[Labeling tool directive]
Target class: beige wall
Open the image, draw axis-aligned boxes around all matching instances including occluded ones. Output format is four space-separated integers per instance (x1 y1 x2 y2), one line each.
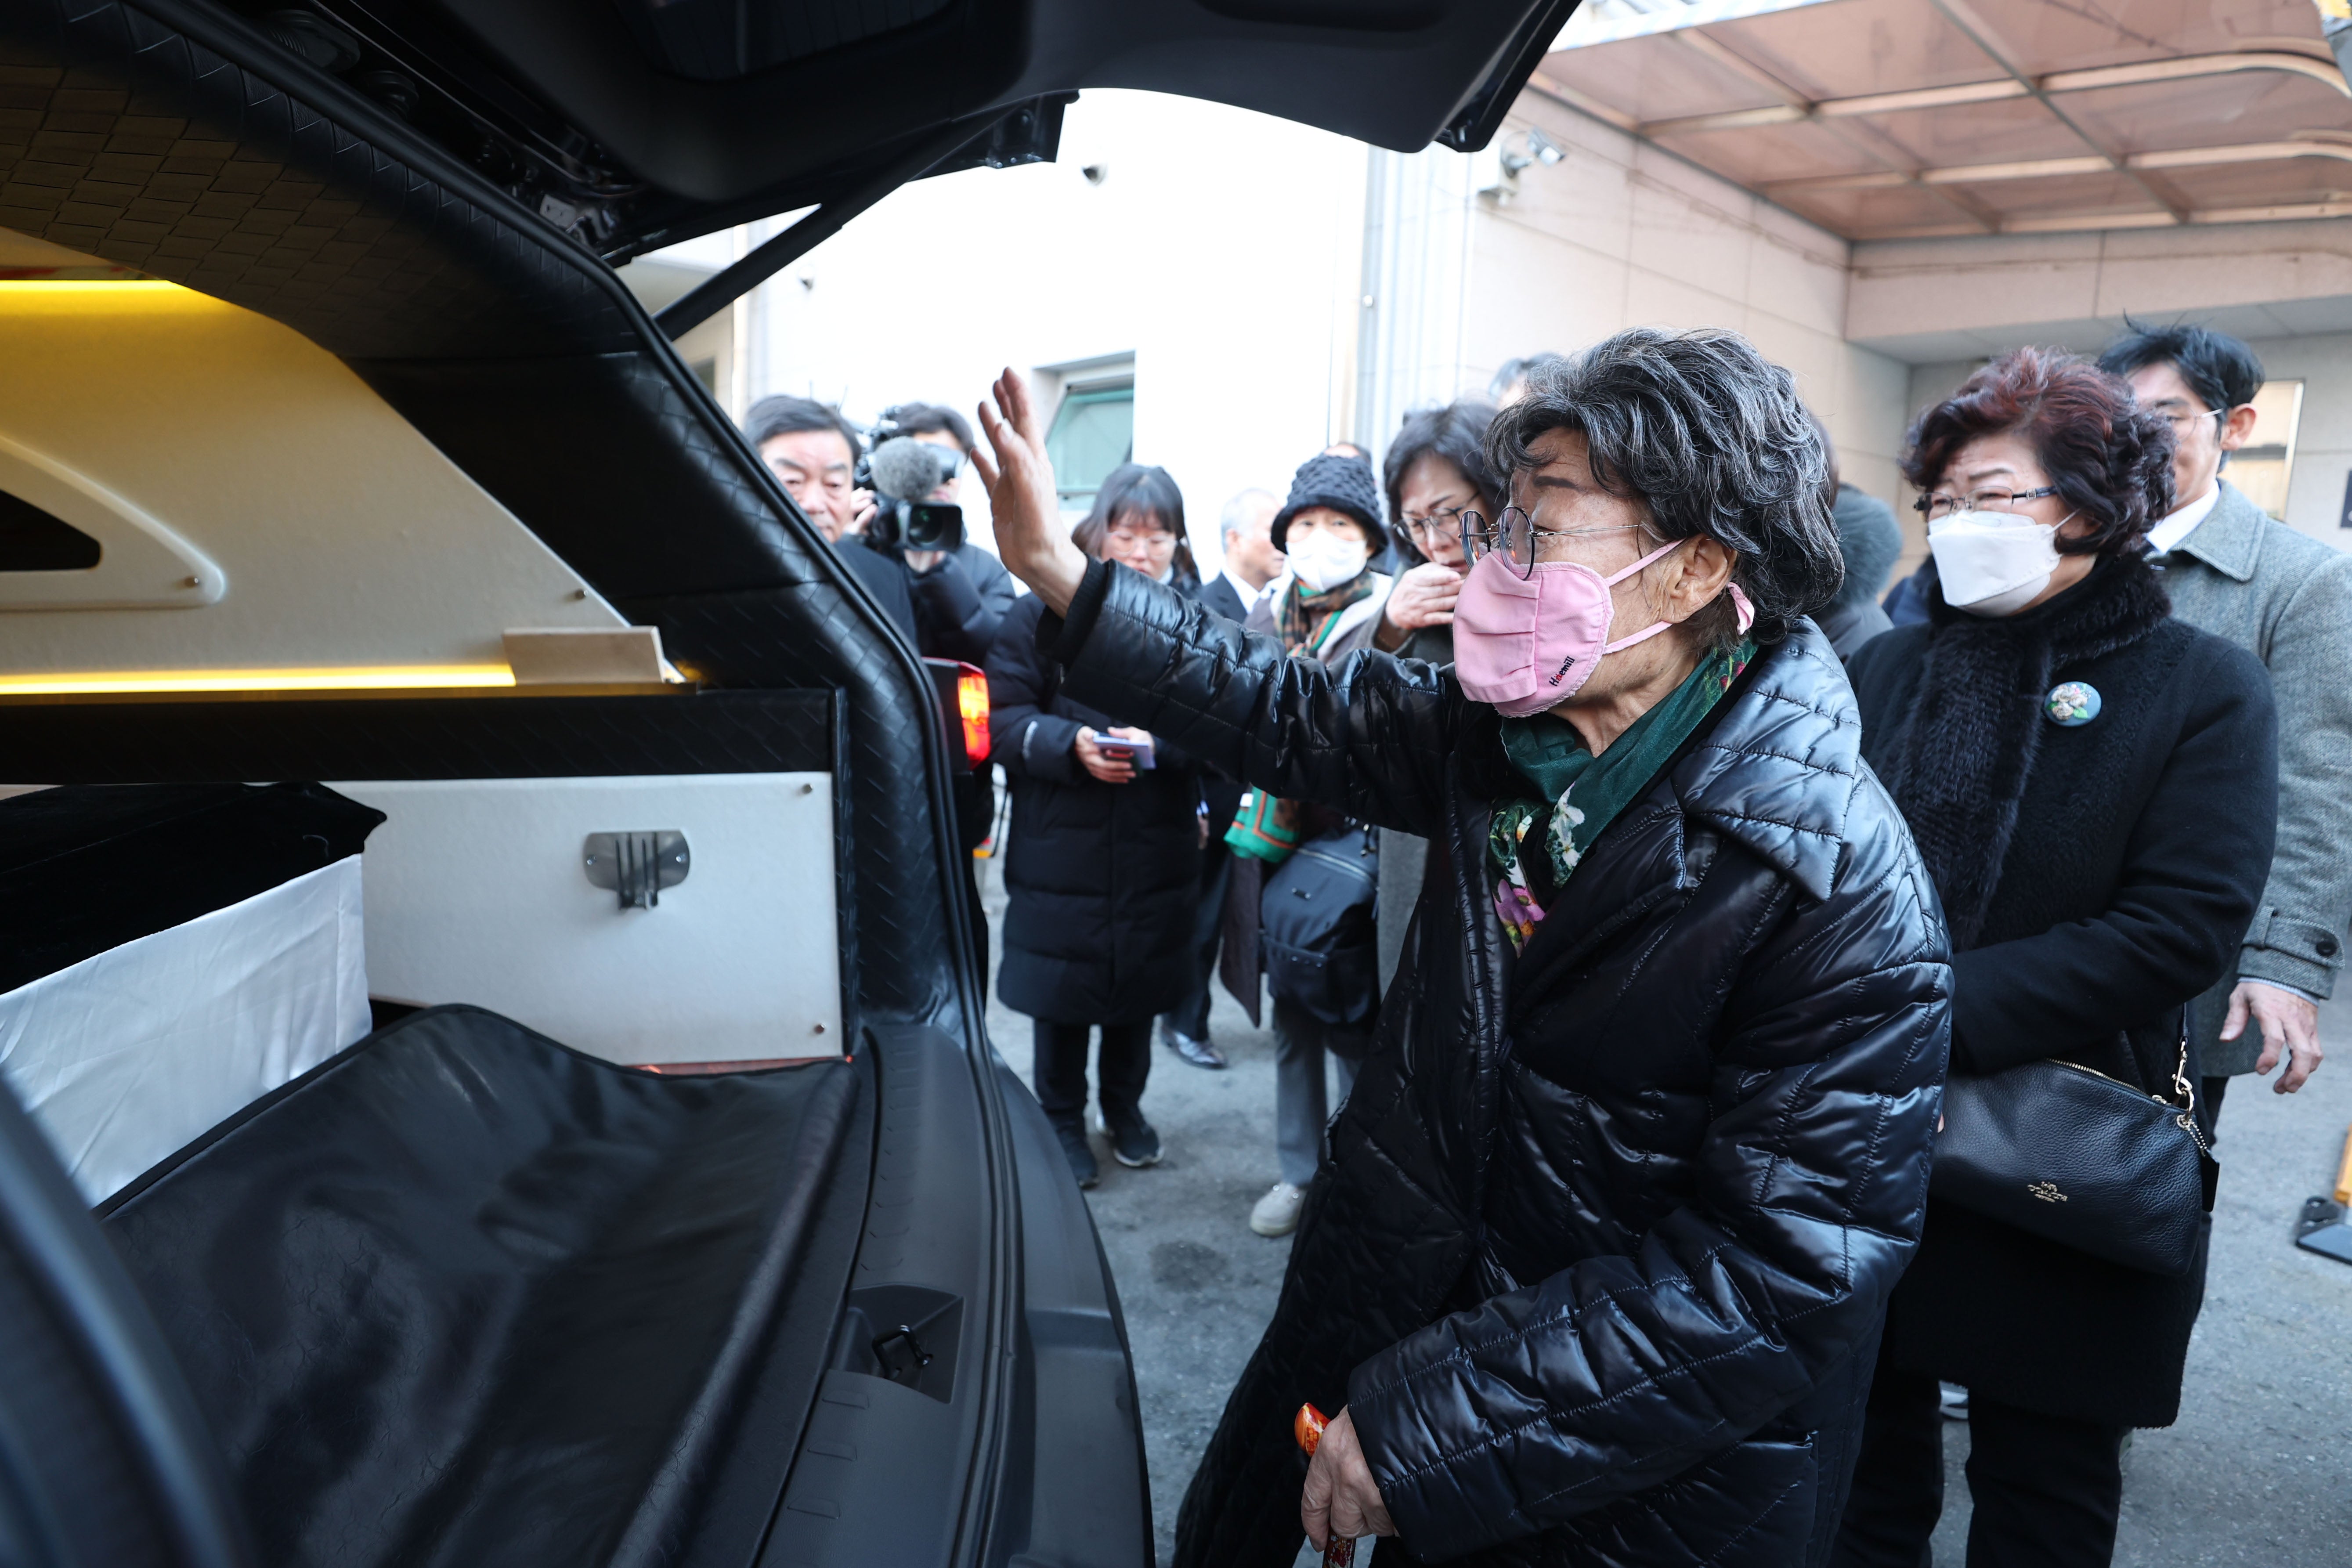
1469 93 1913 517
1848 222 2352 367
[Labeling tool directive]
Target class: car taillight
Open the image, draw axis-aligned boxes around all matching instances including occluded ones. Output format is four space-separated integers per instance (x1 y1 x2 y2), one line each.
924 658 990 773
957 667 990 764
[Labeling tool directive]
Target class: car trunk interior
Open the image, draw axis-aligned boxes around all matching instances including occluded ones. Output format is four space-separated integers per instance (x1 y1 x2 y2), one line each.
0 0 1567 1561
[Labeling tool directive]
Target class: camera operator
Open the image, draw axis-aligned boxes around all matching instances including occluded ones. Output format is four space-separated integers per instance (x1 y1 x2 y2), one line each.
875 402 1019 664
745 394 918 646
860 405 1015 982
749 395 992 976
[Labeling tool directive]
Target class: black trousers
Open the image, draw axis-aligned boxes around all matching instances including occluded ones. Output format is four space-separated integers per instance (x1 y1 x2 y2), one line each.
1032 1019 1151 1122
1161 840 1230 1041
1835 1351 2128 1568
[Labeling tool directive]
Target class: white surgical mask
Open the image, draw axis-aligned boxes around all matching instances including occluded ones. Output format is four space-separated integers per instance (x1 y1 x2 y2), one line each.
1927 509 2071 618
1287 531 1370 594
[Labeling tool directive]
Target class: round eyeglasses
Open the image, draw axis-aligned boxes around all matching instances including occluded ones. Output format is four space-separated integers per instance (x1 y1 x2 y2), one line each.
1912 485 2060 522
1460 508 1655 579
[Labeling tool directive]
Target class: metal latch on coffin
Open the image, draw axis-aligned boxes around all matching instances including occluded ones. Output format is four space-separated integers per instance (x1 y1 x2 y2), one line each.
582 831 690 909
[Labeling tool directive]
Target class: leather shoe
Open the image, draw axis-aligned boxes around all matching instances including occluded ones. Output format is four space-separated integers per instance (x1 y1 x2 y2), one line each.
1161 1025 1226 1069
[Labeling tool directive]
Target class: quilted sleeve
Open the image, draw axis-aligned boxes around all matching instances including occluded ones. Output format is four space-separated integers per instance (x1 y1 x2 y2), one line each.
1046 559 1465 838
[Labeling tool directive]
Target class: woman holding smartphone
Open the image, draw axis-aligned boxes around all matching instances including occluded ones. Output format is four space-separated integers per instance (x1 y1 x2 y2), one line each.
988 464 1206 1189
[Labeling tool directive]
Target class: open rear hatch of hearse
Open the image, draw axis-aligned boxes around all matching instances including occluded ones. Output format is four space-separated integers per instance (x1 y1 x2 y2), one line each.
0 0 1576 1563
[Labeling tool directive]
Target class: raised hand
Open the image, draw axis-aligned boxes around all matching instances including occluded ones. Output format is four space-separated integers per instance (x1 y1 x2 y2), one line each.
974 368 1088 614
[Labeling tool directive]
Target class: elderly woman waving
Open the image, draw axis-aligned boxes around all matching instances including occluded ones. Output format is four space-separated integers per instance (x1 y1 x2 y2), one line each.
974 329 1951 1568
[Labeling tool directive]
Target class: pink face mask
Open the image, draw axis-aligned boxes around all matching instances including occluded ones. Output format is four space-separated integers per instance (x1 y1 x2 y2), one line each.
1452 538 1754 719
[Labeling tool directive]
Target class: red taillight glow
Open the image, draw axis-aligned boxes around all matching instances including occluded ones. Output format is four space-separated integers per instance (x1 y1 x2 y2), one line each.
957 666 990 764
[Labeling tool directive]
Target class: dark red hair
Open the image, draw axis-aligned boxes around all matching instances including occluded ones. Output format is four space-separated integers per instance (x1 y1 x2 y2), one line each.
1901 347 2174 556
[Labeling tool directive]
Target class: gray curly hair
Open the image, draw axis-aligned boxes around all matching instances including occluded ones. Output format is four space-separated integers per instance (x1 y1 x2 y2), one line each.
1486 328 1843 647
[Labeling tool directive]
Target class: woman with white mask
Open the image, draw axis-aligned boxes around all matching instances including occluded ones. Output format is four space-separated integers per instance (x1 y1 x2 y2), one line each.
1232 451 1395 1239
970 329 1950 1568
1836 349 2277 1568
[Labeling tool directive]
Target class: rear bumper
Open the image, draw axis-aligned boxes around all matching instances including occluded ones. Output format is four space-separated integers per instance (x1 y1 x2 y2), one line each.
762 1026 1149 1568
983 1051 1153 1566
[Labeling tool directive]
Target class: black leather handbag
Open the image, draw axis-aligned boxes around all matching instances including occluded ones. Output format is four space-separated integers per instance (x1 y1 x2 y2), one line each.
1931 1022 2215 1278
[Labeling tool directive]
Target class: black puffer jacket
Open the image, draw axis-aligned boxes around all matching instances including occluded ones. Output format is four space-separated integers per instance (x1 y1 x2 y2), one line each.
1044 562 1951 1568
988 591 1203 1025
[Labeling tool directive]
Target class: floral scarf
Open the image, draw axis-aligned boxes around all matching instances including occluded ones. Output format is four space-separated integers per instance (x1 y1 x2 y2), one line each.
1488 639 1755 950
1274 571 1375 657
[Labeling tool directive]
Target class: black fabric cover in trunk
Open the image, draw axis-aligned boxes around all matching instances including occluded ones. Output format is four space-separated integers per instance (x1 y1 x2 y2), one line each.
98 1005 868 1568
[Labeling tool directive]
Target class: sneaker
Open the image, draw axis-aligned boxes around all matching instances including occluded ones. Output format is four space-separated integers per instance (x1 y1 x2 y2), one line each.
1161 1024 1227 1070
1107 1107 1163 1168
1939 1382 1969 1422
1250 1181 1307 1237
1051 1116 1098 1190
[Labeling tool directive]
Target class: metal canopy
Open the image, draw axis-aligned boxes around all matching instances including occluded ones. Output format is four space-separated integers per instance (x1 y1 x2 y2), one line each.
1533 0 2352 239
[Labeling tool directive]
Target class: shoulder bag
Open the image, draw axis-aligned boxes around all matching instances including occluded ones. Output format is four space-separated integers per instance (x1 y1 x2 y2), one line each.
1260 824 1380 1028
1931 1016 2215 1277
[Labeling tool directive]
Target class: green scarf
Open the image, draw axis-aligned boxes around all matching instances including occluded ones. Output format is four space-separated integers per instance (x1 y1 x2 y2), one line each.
1488 639 1754 950
1275 572 1374 658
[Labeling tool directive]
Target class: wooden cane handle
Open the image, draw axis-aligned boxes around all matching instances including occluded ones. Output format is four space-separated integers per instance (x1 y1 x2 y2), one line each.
1295 1402 1330 1456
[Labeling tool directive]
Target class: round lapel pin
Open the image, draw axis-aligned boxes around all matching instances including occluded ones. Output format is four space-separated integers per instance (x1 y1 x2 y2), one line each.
2045 680 2100 726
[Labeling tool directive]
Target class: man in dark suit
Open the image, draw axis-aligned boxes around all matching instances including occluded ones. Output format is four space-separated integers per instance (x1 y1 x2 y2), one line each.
1159 488 1286 1067
744 394 919 647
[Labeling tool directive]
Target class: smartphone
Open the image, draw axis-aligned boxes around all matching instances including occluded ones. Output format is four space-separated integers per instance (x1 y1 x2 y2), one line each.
1092 734 1156 770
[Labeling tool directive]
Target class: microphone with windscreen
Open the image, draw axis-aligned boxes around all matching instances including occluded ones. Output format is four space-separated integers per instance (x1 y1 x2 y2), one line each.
863 436 965 552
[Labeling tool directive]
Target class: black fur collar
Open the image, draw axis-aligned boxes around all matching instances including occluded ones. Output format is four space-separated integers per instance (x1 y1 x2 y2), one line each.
1889 553 2171 948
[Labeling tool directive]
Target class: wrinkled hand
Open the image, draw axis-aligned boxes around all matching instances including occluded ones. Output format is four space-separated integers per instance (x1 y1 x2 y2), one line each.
2222 983 2324 1093
1384 562 1463 633
1301 1408 1395 1553
1074 725 1146 784
975 369 1087 613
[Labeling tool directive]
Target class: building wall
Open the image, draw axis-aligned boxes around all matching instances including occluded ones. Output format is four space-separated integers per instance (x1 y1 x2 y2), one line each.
1451 93 1915 524
652 90 1367 575
1857 234 2352 559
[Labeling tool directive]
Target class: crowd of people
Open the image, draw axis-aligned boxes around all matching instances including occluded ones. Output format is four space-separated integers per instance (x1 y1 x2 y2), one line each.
744 317 2350 1568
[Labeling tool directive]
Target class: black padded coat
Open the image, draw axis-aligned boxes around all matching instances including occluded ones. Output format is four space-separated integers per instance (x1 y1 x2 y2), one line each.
1044 561 1951 1568
1846 558 2277 1428
987 591 1204 1025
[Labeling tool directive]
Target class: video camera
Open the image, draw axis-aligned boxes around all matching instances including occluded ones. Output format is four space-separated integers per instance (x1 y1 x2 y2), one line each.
856 435 965 553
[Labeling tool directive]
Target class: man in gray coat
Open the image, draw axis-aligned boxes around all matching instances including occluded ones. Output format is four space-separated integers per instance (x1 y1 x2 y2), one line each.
2102 324 2350 1115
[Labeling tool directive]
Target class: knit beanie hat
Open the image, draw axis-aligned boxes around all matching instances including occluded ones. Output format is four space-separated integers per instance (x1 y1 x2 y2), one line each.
1272 452 1388 555
1830 485 1904 608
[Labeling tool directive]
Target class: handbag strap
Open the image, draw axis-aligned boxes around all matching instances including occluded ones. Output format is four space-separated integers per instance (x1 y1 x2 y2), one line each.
2172 1006 2212 1158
